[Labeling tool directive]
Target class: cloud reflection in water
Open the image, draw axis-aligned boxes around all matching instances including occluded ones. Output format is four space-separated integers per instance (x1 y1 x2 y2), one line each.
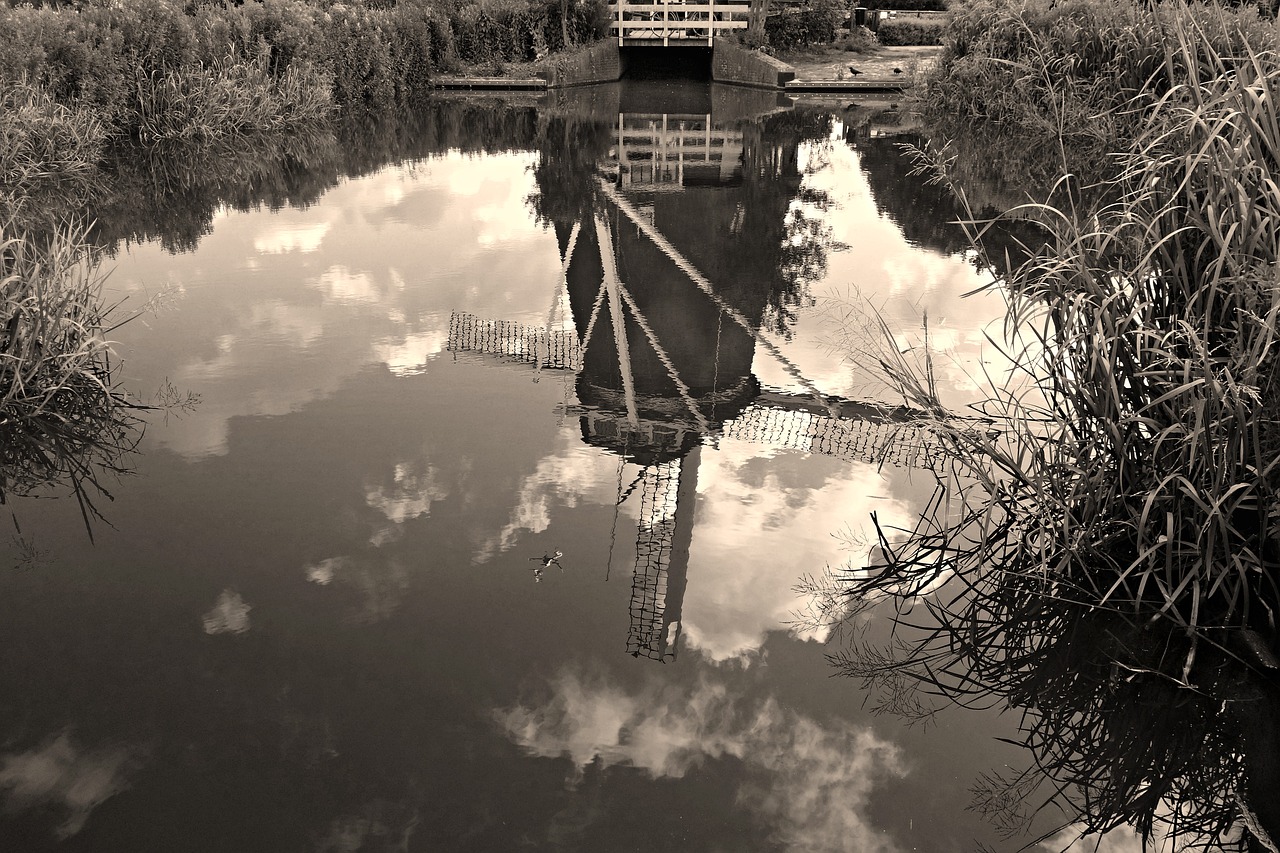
495 667 907 852
0 734 139 838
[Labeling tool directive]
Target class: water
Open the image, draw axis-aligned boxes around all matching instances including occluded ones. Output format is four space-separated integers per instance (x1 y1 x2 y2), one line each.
0 82 1106 851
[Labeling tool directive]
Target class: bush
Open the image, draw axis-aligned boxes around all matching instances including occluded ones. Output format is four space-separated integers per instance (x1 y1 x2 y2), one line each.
452 1 537 65
765 0 844 50
320 3 397 108
836 26 877 50
876 17 945 45
0 0 612 148
232 0 325 73
859 0 947 10
532 0 610 52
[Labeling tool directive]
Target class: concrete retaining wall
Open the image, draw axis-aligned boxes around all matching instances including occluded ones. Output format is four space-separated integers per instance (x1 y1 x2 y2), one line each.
711 40 795 88
539 40 623 88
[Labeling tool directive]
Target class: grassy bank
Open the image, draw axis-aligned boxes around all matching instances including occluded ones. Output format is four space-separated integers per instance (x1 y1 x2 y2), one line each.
0 0 608 198
828 2 1280 847
917 0 1278 187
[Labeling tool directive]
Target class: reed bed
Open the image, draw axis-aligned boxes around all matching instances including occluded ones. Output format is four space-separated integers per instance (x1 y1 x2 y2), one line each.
0 223 143 533
828 8 1280 849
0 84 105 199
920 0 1280 187
134 53 333 144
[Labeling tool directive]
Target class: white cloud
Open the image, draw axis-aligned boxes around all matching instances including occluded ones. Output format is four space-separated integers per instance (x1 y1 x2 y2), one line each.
365 460 448 524
375 327 449 377
0 734 138 838
302 555 408 624
475 428 629 563
495 667 908 852
1038 824 1149 853
202 589 251 635
254 221 331 255
316 266 379 304
681 440 916 663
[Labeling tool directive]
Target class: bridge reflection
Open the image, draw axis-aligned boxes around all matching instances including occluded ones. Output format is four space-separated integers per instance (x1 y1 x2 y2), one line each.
616 113 744 190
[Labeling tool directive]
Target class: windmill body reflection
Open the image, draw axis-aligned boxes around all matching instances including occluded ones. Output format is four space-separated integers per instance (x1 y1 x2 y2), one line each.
449 105 932 662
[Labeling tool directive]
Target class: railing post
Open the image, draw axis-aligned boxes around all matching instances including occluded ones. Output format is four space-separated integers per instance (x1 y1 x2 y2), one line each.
663 0 669 46
616 0 624 44
708 0 714 45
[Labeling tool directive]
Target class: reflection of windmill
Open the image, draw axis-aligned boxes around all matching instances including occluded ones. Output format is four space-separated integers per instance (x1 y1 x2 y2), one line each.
447 173 934 663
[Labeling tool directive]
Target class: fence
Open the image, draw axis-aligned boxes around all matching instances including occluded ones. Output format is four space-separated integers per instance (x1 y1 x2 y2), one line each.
611 0 751 45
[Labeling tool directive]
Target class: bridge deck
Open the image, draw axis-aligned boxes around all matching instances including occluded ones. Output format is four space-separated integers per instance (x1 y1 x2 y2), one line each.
611 0 751 45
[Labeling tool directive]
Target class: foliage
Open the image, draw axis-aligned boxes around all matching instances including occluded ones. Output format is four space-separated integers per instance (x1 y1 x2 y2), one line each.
134 53 332 142
859 0 947 11
826 7 1280 849
876 17 945 45
0 223 145 532
920 0 1278 184
0 84 105 197
450 0 537 65
0 0 598 167
765 0 844 50
835 26 878 51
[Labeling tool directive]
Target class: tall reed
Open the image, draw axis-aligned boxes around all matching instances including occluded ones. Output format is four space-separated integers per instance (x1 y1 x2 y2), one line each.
133 52 332 143
0 84 105 196
0 222 143 533
829 5 1280 849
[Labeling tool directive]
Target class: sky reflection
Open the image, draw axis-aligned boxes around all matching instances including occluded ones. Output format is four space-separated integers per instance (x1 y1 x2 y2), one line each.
0 93 1069 850
0 734 140 839
495 665 908 852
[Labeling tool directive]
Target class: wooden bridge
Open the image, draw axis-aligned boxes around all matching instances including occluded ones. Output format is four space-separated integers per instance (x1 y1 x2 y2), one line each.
611 0 752 46
616 114 744 190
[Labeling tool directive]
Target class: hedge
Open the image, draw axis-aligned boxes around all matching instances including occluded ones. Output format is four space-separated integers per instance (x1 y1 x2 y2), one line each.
876 17 946 45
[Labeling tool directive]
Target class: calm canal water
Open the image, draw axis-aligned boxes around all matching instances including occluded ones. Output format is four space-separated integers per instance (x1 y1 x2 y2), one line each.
1 82 1131 851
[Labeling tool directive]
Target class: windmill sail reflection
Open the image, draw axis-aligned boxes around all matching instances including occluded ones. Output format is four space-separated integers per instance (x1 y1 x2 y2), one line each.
446 104 932 661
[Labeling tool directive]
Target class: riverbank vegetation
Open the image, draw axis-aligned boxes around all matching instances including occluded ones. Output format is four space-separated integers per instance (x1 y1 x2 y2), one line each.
0 0 608 199
0 223 146 531
825 1 1280 848
918 0 1278 186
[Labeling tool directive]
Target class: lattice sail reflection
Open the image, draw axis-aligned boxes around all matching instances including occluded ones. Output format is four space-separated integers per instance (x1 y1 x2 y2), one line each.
446 168 939 664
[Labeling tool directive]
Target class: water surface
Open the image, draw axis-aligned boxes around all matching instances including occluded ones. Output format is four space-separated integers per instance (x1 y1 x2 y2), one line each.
0 82 1107 851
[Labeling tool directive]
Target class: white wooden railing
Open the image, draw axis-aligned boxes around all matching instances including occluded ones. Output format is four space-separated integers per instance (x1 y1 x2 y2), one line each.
616 114 745 189
611 0 751 45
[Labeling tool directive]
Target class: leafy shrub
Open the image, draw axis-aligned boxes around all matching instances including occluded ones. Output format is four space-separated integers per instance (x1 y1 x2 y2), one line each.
765 0 844 50
384 2 442 100
859 0 947 10
529 0 609 52
320 3 398 109
876 17 945 45
232 0 325 73
452 2 536 64
0 5 133 128
836 26 877 51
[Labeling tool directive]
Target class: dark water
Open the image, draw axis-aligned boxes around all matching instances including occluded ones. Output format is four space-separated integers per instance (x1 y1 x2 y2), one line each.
0 82 1126 851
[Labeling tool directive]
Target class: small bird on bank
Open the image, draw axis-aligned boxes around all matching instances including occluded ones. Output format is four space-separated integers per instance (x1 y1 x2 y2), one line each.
893 67 903 74
848 66 863 75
